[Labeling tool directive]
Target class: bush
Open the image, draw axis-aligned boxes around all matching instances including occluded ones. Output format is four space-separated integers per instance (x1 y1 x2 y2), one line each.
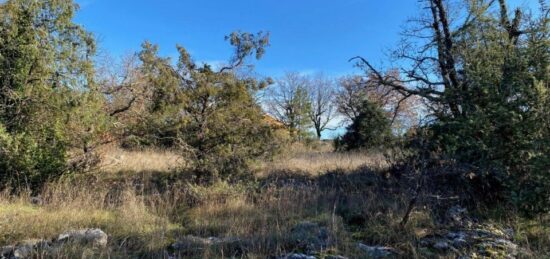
335 100 393 151
0 123 67 191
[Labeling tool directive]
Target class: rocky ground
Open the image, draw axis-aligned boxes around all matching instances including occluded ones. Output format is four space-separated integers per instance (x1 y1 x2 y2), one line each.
2 205 522 259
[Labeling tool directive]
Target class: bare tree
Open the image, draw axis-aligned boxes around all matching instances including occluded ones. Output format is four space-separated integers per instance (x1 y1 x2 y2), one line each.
349 0 531 119
336 71 422 133
307 74 337 139
266 72 311 139
335 75 365 122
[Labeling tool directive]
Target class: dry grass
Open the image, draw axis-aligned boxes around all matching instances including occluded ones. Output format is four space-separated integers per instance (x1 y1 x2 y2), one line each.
97 145 184 174
0 148 410 258
1 148 549 258
261 151 388 176
0 182 181 255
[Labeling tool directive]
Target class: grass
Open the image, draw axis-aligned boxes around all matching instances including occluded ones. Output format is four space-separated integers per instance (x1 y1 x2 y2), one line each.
1 147 549 258
259 151 388 177
97 145 184 175
0 183 182 255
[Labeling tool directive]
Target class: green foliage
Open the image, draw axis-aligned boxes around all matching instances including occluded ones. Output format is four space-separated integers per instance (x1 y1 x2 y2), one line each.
421 1 550 215
0 0 105 190
0 122 66 191
336 99 393 151
135 32 281 180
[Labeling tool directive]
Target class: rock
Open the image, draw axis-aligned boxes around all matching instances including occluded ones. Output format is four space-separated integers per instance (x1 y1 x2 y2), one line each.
419 206 520 259
433 241 449 251
171 235 212 251
1 246 15 259
3 229 109 258
447 232 468 248
289 221 332 253
57 228 108 247
277 253 316 259
357 243 397 258
446 205 473 227
7 239 51 259
30 197 43 206
171 235 249 257
325 255 348 259
476 238 518 258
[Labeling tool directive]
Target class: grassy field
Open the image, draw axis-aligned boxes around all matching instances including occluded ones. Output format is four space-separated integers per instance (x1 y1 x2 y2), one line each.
1 146 548 258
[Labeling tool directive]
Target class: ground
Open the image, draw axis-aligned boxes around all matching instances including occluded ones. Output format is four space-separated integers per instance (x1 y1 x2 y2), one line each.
1 145 549 258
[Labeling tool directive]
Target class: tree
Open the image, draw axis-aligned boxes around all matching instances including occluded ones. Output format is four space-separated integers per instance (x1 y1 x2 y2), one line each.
335 99 393 151
307 74 337 139
0 0 96 129
352 0 549 214
136 31 279 180
266 72 312 140
0 0 106 190
336 72 422 134
335 76 365 122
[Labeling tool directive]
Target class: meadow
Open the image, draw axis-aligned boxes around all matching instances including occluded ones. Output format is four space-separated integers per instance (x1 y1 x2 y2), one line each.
1 145 548 258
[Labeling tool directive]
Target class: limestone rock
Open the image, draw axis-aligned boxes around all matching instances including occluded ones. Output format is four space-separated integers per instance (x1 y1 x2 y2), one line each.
277 253 316 259
325 255 349 259
57 228 108 247
420 206 520 258
289 221 332 253
357 243 397 258
433 240 450 251
0 239 51 259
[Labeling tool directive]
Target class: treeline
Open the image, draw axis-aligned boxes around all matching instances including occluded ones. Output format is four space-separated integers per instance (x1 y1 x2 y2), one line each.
0 0 549 215
263 71 421 143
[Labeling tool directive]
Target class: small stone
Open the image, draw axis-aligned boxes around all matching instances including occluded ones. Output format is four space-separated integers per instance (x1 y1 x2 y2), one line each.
357 243 397 258
11 239 50 259
278 253 316 259
30 197 43 206
447 231 468 248
433 241 449 250
1 246 15 258
289 221 332 252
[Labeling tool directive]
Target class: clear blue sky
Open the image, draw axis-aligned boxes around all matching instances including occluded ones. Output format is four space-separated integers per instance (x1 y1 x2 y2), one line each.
74 0 538 139
75 0 538 77
75 0 421 77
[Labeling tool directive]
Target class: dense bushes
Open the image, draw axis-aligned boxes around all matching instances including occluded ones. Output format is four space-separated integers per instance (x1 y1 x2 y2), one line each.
0 123 66 191
351 0 549 215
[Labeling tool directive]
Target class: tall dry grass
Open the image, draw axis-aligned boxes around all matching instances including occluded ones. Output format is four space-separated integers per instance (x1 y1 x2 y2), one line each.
0 148 413 257
1 147 549 258
0 180 181 256
97 145 184 174
261 151 388 176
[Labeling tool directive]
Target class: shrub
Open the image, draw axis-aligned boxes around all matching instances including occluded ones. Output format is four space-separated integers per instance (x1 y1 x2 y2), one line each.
0 123 67 191
335 100 393 151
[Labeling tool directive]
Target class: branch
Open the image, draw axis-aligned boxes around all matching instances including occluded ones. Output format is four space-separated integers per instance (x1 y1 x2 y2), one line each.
109 96 137 116
348 56 444 101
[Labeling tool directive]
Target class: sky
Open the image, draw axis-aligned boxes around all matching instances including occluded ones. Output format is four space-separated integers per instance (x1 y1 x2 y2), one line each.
73 0 540 138
75 0 420 77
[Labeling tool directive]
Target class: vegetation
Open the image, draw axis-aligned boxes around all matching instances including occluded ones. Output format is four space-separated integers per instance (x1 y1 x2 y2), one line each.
352 0 549 215
0 0 548 258
335 99 393 151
